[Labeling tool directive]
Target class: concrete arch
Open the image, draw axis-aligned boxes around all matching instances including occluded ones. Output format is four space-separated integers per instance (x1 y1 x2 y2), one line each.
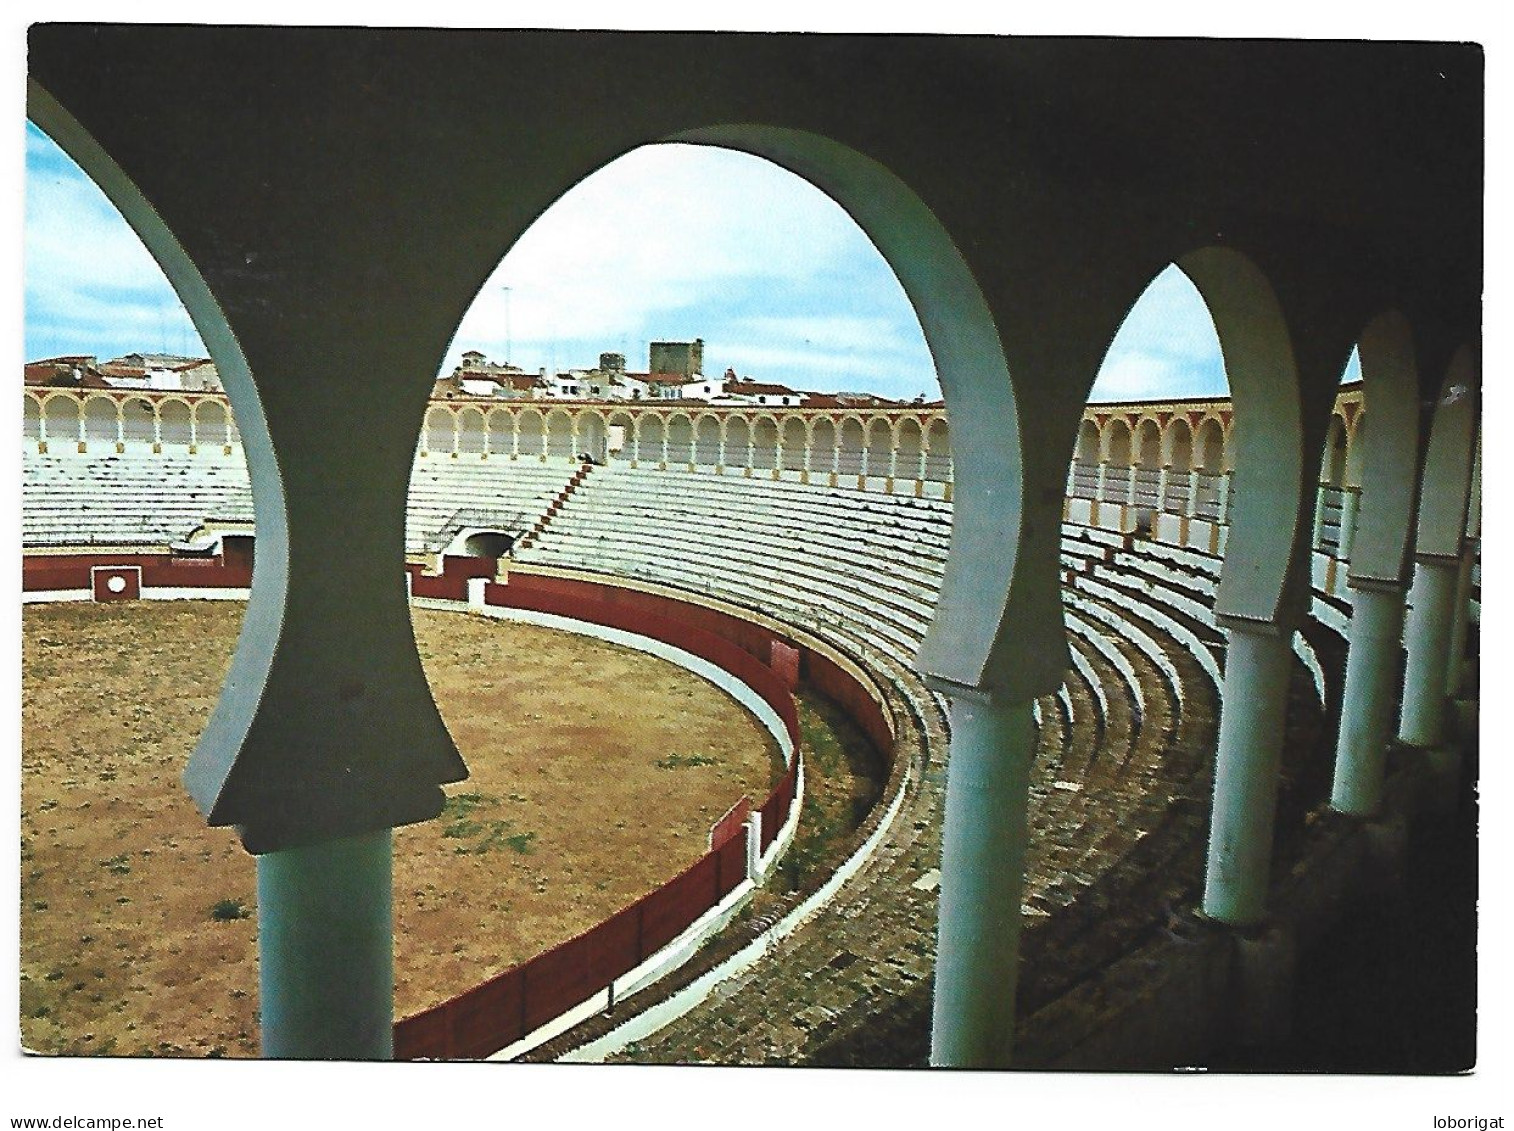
160 396 194 447
485 407 514 455
1133 416 1163 469
1177 245 1304 625
924 416 951 482
517 407 545 458
1103 417 1132 465
543 407 575 460
896 415 926 475
24 393 44 445
750 414 780 471
780 415 807 472
724 414 751 468
455 406 487 455
1164 416 1193 471
574 410 607 462
865 415 893 478
605 410 636 463
1073 417 1099 465
1415 346 1478 559
664 411 695 465
423 405 454 454
196 398 232 448
83 393 120 447
638 412 666 465
669 126 1028 698
40 392 83 448
1193 415 1227 473
811 415 838 476
837 415 866 477
693 412 722 466
121 395 157 448
29 82 462 866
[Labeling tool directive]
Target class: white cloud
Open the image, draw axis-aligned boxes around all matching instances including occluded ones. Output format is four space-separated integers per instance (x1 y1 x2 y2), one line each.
444 143 936 398
25 124 203 360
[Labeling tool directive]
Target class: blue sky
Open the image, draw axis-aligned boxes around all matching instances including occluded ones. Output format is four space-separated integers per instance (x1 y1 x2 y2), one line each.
24 124 1358 400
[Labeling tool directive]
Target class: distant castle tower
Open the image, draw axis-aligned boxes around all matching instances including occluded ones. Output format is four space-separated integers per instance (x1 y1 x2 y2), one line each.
648 338 703 378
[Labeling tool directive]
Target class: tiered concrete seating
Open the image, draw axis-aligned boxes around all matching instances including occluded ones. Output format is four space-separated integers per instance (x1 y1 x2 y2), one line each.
22 450 253 546
404 455 582 553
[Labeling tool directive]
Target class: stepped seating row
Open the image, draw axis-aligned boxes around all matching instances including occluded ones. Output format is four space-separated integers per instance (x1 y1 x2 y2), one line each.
534 497 943 620
405 458 582 551
565 467 955 569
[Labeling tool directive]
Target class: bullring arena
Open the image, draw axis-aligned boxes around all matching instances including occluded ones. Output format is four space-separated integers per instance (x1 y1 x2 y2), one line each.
20 378 1479 1068
22 30 1482 1078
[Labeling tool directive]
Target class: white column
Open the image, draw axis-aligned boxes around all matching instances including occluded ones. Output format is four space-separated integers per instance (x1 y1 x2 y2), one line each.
1329 582 1408 816
1186 470 1200 517
744 812 763 881
1095 461 1108 503
1202 620 1294 926
1445 544 1476 697
1156 464 1171 512
930 694 1035 1068
1217 471 1233 524
258 830 393 1059
466 576 488 609
1399 555 1460 747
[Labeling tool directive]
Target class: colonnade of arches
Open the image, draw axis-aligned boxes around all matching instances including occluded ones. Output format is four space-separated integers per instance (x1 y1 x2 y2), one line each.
418 402 954 486
28 29 1480 1071
23 390 239 453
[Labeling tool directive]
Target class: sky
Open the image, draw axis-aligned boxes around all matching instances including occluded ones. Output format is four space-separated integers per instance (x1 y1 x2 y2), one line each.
24 123 1359 400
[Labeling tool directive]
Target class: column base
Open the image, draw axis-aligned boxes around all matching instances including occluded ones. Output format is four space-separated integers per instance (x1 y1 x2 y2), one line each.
1229 923 1297 1049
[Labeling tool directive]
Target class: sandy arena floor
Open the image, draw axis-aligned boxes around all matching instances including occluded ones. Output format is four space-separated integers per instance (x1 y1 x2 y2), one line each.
19 600 781 1058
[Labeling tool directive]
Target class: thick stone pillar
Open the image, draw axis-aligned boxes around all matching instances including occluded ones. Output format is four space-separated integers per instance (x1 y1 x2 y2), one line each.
1186 469 1200 517
1095 461 1108 503
1157 464 1171 512
1399 554 1461 747
1202 620 1294 926
258 830 394 1059
1330 582 1407 816
930 694 1036 1068
1445 544 1476 697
